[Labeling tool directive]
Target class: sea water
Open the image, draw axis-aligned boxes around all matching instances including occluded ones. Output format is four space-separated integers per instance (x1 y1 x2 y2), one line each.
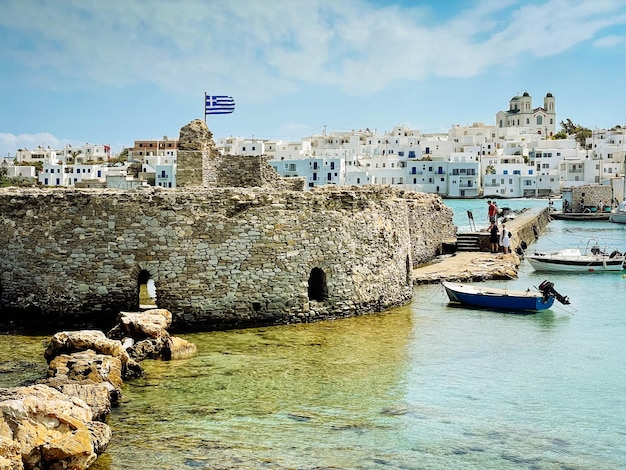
1 199 625 469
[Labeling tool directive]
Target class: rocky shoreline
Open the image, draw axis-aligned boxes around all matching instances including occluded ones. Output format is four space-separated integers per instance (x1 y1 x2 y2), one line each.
0 309 196 470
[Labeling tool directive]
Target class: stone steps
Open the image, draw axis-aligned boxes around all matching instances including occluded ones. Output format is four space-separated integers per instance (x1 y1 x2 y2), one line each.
456 233 482 252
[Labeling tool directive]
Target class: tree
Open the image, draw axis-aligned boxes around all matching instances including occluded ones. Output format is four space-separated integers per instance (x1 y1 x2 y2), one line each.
558 119 591 147
128 162 142 178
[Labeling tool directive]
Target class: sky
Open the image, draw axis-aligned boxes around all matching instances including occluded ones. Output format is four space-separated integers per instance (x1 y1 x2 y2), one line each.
1 0 626 158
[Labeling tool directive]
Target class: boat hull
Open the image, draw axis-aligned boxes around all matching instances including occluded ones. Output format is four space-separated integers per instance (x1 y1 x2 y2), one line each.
550 211 611 221
527 254 624 273
442 282 554 312
609 212 626 224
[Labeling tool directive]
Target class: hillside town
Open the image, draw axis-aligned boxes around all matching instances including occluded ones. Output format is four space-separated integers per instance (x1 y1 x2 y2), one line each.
3 91 625 199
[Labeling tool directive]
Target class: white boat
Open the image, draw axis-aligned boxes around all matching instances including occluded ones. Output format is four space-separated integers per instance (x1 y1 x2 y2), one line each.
527 244 625 273
609 210 626 224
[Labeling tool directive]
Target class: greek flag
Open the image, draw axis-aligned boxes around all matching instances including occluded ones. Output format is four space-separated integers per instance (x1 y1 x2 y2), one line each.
205 95 235 115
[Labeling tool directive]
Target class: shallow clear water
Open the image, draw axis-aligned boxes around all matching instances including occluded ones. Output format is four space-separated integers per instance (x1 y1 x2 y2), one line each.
2 199 625 469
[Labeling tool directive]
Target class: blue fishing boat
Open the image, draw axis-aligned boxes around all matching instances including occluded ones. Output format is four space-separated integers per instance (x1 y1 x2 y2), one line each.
442 280 569 313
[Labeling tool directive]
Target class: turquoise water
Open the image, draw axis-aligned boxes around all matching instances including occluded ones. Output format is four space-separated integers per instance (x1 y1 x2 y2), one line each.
2 199 625 469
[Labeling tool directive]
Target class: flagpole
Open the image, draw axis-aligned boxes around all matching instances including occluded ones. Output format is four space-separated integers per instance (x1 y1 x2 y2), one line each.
204 92 207 123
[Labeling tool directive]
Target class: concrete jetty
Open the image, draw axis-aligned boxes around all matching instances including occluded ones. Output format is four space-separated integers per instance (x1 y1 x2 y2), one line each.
413 206 551 284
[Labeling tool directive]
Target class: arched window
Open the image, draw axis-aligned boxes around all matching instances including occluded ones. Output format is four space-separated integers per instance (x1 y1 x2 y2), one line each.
308 267 328 301
537 116 543 125
138 269 157 309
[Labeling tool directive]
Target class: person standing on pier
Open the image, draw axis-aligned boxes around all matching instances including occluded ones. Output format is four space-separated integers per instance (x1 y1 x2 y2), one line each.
487 200 497 224
500 224 511 254
489 222 499 253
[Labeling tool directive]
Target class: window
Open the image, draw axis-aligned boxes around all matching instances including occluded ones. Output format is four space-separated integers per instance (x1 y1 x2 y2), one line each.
408 150 415 158
537 116 543 125
308 268 328 301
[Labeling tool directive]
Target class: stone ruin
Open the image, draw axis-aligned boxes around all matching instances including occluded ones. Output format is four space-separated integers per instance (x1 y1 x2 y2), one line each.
177 118 304 190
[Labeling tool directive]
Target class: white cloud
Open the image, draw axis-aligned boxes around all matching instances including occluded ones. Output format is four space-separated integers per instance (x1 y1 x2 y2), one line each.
0 133 83 157
593 35 625 48
1 0 625 99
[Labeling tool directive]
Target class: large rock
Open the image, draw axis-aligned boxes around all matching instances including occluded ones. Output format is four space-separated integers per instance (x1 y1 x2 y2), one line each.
107 309 196 361
0 384 110 470
38 350 124 420
164 336 198 360
108 309 172 340
44 330 142 379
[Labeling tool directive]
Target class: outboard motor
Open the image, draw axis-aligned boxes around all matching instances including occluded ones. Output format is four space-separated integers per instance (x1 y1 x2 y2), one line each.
538 280 570 305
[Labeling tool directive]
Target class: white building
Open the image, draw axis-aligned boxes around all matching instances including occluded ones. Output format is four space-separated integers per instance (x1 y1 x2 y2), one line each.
16 144 111 165
1 161 37 181
496 92 556 138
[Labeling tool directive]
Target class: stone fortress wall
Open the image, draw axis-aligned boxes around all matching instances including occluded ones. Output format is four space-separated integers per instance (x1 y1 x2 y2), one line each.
0 120 455 331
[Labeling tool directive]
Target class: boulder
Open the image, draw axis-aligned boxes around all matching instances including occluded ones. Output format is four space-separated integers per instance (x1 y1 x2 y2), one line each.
37 350 124 420
108 309 172 340
46 350 124 391
107 309 197 361
164 336 198 360
44 330 142 379
125 337 169 362
0 384 110 470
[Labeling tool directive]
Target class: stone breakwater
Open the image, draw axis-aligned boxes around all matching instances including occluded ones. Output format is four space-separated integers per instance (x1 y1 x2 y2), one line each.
0 185 455 331
0 309 196 470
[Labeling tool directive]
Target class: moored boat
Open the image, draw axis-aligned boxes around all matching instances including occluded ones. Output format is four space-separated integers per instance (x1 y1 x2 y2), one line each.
442 280 569 313
527 243 625 273
609 210 626 224
550 211 611 221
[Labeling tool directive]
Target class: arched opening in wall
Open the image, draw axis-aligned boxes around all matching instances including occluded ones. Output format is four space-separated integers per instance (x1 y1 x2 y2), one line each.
138 270 157 309
308 267 328 301
406 255 412 286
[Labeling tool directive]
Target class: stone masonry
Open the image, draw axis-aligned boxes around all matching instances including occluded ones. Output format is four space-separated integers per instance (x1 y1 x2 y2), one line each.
0 121 455 331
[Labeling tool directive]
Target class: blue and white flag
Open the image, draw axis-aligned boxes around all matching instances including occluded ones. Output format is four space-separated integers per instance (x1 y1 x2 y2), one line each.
205 95 235 115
